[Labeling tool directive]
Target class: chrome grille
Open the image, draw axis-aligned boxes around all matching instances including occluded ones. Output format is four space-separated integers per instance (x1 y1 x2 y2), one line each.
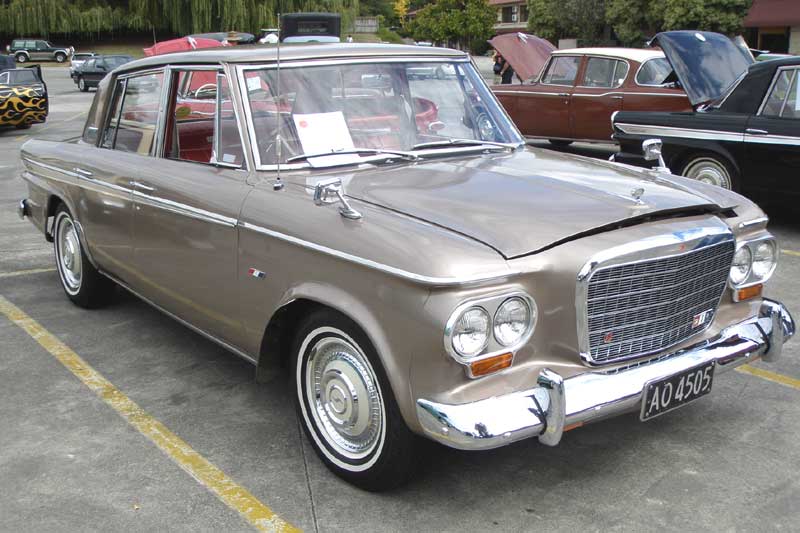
585 240 735 364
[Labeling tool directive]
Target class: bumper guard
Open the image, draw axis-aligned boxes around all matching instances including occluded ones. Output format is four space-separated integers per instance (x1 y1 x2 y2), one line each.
417 299 794 450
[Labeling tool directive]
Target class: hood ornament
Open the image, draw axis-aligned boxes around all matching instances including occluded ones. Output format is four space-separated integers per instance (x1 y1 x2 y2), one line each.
630 187 645 203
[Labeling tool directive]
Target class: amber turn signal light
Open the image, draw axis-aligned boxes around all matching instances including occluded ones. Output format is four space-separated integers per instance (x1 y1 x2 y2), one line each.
736 284 763 302
469 352 513 377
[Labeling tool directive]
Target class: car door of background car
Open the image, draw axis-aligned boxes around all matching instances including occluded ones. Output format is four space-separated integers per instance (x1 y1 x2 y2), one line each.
33 41 49 61
509 55 581 139
131 67 249 345
570 56 628 141
744 66 800 195
86 59 105 84
622 56 692 114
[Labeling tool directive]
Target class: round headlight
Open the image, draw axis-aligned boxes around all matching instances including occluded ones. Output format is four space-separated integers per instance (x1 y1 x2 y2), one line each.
752 240 777 280
451 306 490 356
494 297 534 346
477 114 495 141
730 245 752 285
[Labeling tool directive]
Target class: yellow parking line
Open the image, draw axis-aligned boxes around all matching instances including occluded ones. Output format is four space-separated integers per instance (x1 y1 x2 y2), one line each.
736 364 800 391
0 267 56 279
782 249 800 258
0 295 299 533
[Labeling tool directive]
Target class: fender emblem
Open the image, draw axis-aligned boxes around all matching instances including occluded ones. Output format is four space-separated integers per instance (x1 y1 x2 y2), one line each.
630 187 645 203
248 268 266 279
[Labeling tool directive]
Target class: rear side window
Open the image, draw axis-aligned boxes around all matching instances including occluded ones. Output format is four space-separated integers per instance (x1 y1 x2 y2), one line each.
761 69 795 117
12 40 23 48
102 72 164 155
582 58 629 88
636 57 673 86
542 56 580 86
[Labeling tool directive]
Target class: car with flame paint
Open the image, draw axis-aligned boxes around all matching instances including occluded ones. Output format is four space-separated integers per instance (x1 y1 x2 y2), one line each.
0 64 48 129
16 44 795 490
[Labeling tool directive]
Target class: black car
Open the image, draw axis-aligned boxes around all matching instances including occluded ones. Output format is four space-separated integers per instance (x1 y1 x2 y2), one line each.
71 55 133 92
613 31 800 201
0 64 48 128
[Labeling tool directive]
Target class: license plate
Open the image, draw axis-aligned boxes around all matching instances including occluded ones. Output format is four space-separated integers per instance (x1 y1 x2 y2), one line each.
640 361 715 421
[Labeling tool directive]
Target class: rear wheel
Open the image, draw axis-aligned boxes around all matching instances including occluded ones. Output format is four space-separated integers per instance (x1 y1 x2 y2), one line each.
53 205 114 308
548 139 573 147
679 152 739 191
15 53 27 64
78 77 88 92
55 52 67 63
292 309 417 491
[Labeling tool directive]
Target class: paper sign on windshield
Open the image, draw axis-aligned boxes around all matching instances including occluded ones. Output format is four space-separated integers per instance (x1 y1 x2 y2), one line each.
292 112 357 167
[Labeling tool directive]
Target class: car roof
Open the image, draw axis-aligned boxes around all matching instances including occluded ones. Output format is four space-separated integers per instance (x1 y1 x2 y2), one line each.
117 43 467 73
749 55 800 72
552 47 665 62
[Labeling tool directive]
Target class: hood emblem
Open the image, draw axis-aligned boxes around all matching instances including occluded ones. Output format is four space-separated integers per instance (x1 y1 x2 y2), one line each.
630 187 645 204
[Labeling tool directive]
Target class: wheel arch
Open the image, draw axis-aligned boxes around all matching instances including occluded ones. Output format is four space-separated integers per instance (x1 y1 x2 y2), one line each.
665 141 741 178
44 193 98 268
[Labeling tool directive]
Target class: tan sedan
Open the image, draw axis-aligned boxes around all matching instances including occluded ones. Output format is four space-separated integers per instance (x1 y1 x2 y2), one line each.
17 44 795 490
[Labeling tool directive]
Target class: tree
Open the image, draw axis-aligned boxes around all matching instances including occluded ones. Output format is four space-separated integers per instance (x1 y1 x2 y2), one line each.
605 0 663 46
527 0 606 45
411 0 495 52
662 0 752 35
393 0 409 27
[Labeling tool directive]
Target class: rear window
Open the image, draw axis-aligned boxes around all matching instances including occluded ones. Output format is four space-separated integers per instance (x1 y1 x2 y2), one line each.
636 57 673 86
8 70 36 83
74 53 93 60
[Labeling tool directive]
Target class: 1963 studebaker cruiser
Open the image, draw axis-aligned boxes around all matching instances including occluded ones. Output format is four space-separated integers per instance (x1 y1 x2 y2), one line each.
17 44 795 490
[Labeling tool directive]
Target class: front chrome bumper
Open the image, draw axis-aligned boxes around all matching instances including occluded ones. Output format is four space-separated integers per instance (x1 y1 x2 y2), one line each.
17 199 29 220
417 299 795 451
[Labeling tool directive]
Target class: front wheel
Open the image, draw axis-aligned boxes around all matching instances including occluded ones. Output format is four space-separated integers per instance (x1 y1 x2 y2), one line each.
679 153 739 191
53 205 115 308
292 309 417 491
78 77 88 92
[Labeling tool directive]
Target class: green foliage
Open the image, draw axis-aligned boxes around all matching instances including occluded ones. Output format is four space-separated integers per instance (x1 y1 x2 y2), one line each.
527 0 606 44
662 0 752 35
377 25 403 43
0 0 360 38
605 0 662 45
410 0 494 52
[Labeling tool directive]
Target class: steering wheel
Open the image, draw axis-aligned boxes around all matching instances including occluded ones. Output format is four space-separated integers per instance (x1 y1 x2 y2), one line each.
191 83 217 99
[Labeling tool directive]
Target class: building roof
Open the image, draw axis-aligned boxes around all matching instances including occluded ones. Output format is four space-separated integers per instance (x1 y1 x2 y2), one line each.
118 43 466 73
745 0 800 27
488 0 525 5
553 47 665 62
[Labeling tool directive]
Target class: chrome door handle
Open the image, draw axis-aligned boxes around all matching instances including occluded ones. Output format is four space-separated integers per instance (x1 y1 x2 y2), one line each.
746 128 768 135
558 92 570 97
132 181 155 192
73 167 92 177
610 95 623 100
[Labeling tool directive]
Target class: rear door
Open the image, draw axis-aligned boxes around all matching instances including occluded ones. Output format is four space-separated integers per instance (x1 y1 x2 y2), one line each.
744 66 800 195
570 56 628 141
514 55 581 139
132 68 249 344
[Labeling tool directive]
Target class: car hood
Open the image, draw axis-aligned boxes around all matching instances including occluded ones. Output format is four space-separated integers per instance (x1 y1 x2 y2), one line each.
651 31 754 107
488 32 556 81
342 149 737 259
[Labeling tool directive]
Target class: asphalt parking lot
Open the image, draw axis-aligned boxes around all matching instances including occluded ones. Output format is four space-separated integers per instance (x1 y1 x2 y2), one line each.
1 67 799 532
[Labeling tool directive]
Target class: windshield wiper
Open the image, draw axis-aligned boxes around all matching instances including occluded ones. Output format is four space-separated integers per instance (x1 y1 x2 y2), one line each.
286 148 419 164
411 138 520 151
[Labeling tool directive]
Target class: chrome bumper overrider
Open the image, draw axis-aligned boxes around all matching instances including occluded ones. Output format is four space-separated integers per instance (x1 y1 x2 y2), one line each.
417 299 795 451
18 199 29 220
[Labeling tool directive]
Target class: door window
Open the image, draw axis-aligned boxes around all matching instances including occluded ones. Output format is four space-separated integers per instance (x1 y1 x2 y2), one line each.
0 72 8 84
24 41 36 49
541 56 580 86
781 70 800 118
84 59 95 70
102 72 164 155
36 41 47 50
582 58 628 88
163 70 244 167
761 69 796 117
636 57 672 86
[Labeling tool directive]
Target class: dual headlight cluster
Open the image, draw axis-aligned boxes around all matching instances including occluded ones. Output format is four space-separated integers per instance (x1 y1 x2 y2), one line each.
729 237 778 288
445 293 537 363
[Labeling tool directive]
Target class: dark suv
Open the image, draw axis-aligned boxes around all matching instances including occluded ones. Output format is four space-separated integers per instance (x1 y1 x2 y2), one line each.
6 39 73 63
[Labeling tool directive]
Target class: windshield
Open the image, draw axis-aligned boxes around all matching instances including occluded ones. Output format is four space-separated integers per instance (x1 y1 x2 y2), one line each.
241 60 523 168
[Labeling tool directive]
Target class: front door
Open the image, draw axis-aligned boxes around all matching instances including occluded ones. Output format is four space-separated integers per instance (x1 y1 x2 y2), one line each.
570 56 627 141
511 55 581 140
132 68 249 344
744 66 800 196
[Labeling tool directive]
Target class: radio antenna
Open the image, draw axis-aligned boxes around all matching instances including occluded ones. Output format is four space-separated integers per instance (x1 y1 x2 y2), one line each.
274 13 284 191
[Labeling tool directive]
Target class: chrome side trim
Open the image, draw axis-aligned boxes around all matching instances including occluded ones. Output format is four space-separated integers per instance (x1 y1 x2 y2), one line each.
743 132 800 146
133 190 237 227
575 223 735 366
416 299 794 450
614 122 744 142
102 271 257 365
238 221 512 286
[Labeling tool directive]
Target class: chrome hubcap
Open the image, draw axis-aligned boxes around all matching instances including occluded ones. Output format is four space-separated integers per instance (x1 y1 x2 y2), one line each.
684 158 732 189
306 337 382 459
57 217 82 292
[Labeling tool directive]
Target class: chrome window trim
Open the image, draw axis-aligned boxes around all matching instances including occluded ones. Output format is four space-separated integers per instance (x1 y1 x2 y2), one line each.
634 57 673 88
757 66 799 116
238 221 514 285
576 56 630 90
575 224 735 366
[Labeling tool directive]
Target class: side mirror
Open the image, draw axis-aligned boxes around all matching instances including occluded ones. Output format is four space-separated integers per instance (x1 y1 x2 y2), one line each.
313 178 362 220
642 138 670 173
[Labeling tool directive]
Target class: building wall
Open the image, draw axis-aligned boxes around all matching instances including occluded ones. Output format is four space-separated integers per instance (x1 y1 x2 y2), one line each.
791 26 800 55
